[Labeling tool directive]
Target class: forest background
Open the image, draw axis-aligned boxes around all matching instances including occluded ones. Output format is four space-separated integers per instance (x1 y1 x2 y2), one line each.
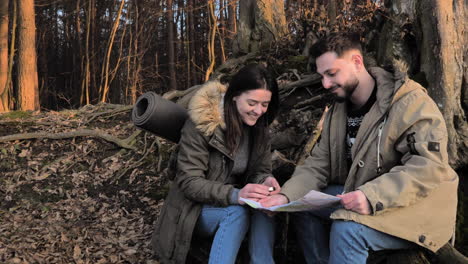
0 0 467 263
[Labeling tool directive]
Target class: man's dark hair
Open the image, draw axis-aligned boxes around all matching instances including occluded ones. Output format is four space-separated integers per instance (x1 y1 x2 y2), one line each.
309 32 363 59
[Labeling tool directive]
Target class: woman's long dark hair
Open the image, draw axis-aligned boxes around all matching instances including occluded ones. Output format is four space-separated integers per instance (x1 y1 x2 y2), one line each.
224 64 279 154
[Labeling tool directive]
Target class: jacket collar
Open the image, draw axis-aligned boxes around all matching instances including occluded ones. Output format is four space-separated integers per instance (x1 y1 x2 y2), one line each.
369 61 426 115
188 81 234 159
188 80 227 137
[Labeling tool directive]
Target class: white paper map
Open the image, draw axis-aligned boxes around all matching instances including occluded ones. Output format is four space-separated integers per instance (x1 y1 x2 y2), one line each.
240 190 341 212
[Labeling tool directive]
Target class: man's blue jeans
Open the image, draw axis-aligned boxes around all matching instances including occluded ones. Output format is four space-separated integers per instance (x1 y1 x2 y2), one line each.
292 185 413 264
194 204 276 264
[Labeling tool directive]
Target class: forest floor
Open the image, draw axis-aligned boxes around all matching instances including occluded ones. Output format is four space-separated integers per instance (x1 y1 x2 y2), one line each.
0 105 171 264
0 103 466 264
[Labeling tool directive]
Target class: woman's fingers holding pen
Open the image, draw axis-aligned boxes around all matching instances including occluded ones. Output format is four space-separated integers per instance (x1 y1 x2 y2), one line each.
239 183 271 200
262 176 281 194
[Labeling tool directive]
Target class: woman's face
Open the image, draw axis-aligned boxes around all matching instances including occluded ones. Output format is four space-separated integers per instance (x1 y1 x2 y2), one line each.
234 89 272 126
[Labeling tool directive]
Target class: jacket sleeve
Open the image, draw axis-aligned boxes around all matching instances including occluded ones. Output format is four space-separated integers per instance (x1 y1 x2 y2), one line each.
175 120 233 207
358 89 456 215
280 111 331 202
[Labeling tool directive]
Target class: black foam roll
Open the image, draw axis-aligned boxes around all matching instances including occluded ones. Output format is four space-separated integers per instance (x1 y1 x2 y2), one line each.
132 92 188 143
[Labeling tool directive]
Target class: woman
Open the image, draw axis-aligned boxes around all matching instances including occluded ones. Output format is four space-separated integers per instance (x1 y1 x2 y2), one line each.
152 64 280 264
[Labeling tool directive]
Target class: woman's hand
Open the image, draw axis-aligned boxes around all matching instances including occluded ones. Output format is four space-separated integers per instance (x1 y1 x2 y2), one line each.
238 184 271 204
261 176 281 195
259 194 289 207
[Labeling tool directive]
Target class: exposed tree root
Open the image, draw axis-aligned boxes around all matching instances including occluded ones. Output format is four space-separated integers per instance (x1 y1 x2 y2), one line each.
0 129 137 150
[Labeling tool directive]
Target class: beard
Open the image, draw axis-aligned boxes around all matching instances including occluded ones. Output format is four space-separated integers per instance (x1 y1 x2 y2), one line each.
331 77 359 103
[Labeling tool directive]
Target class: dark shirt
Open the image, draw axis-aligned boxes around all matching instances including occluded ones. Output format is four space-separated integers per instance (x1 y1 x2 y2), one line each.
346 85 377 168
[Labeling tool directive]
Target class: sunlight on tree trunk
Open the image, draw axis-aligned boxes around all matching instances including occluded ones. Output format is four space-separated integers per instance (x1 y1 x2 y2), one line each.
81 0 92 106
205 0 217 81
17 0 39 111
233 0 287 55
100 0 125 103
421 0 468 167
0 0 9 111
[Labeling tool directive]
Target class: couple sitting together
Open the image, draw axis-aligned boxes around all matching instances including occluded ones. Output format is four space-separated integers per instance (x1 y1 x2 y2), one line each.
151 33 459 264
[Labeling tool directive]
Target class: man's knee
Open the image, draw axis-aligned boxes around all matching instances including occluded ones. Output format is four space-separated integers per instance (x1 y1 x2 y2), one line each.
330 220 365 241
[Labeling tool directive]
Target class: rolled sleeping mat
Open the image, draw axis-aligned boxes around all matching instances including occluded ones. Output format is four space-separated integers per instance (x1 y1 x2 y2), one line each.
132 92 188 143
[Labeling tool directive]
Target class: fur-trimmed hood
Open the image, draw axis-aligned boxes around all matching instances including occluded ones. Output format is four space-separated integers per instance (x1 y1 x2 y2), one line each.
188 81 227 137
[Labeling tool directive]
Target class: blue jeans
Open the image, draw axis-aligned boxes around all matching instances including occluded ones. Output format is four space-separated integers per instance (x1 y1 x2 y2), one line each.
194 205 276 264
292 185 413 264
249 210 276 264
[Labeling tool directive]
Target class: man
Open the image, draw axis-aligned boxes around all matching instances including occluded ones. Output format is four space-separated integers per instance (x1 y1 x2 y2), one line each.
260 33 458 263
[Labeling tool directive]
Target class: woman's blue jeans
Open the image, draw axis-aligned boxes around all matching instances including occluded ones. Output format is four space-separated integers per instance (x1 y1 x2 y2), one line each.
194 204 276 264
292 185 413 264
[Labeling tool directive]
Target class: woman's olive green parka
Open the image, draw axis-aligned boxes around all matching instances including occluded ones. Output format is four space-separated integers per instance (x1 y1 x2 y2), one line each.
151 81 272 263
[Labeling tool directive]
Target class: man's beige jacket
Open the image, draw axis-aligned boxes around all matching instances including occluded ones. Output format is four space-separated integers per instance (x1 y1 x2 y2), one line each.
281 67 458 252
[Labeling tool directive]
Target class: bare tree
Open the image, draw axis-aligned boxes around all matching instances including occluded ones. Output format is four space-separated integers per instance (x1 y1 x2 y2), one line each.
0 0 9 111
100 0 125 102
227 0 237 42
328 0 337 25
166 0 177 91
17 0 39 111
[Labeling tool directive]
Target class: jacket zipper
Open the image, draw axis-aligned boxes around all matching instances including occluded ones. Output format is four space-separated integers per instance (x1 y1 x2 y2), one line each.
376 116 387 175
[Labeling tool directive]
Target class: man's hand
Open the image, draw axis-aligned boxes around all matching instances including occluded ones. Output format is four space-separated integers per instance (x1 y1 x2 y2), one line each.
262 176 281 195
238 184 271 204
337 190 371 215
258 194 289 208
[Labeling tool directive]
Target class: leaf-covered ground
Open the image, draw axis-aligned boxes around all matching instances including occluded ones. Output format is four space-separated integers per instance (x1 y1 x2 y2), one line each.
0 105 172 264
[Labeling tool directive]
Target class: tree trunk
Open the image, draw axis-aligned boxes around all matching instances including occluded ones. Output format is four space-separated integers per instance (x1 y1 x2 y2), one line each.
328 0 337 25
166 0 177 91
99 0 125 102
81 0 92 105
188 0 197 85
0 0 9 111
227 0 237 42
17 0 39 111
418 0 468 168
233 0 288 55
205 0 217 81
5 0 16 110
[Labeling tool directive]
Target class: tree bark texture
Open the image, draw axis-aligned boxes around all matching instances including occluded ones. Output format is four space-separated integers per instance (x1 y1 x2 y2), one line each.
0 0 9 111
328 0 337 25
17 0 39 111
233 0 287 55
227 0 237 42
419 0 468 168
377 0 468 168
166 0 177 91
